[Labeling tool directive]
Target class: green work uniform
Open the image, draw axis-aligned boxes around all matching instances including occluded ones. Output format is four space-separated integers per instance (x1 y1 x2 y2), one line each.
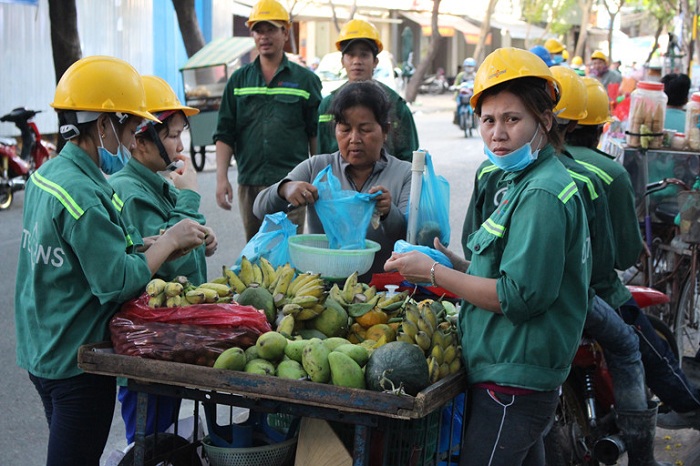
462 146 591 391
15 143 152 379
462 151 614 301
316 81 419 162
108 158 208 285
214 54 322 186
567 144 643 308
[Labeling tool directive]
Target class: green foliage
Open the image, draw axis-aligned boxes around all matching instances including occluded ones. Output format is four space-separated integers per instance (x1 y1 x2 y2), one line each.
521 0 579 36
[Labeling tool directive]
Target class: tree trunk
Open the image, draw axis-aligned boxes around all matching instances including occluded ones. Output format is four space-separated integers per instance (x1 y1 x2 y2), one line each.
172 0 206 58
404 0 442 103
473 0 498 64
48 0 82 151
574 0 594 59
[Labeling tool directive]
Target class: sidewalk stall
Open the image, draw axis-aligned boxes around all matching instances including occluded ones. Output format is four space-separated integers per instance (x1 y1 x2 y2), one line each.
79 253 466 466
180 37 255 171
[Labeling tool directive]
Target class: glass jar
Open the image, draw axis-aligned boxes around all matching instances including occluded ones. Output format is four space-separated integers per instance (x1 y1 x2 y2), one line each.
672 132 687 150
627 81 667 148
685 93 700 150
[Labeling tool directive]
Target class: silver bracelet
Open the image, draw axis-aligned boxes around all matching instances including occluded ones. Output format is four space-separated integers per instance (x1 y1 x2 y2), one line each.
430 261 439 287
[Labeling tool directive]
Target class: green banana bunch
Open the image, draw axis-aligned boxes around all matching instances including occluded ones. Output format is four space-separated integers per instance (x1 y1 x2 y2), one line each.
146 278 167 297
376 290 409 312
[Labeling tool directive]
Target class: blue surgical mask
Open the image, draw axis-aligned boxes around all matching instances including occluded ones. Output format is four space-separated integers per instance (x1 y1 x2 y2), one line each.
98 119 131 175
484 127 543 172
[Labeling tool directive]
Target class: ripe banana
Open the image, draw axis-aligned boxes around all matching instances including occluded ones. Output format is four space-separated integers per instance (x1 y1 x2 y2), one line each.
148 292 166 308
272 265 295 298
430 344 444 366
401 319 419 340
239 256 255 286
376 290 408 310
294 283 325 300
296 303 325 321
421 304 438 330
199 282 232 297
165 295 182 308
449 357 462 375
276 314 295 338
404 303 421 325
291 295 319 308
164 281 184 298
427 355 440 384
288 272 320 296
282 303 303 316
252 263 263 285
415 330 432 352
223 266 246 294
196 287 219 303
185 289 206 304
396 331 414 344
211 276 229 285
443 344 457 365
259 257 277 290
416 316 434 338
146 278 167 297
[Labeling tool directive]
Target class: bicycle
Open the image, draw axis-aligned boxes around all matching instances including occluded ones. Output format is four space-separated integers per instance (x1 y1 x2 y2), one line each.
629 177 700 357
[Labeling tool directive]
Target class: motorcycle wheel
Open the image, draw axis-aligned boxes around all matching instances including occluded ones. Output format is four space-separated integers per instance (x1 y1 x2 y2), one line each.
189 143 206 172
544 380 600 466
0 183 12 210
459 112 467 131
117 433 202 466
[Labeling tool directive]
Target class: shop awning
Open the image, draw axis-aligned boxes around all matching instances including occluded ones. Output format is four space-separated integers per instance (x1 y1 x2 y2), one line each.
180 37 256 70
400 11 487 45
485 16 548 41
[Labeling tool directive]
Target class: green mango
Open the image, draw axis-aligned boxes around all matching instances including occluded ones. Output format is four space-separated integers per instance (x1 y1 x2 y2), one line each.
302 338 331 383
213 347 246 371
328 352 366 389
322 337 352 351
256 331 288 361
284 339 308 363
332 344 369 367
276 359 307 380
244 358 276 376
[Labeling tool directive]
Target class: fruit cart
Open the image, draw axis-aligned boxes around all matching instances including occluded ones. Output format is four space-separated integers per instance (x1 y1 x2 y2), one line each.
78 342 466 466
180 37 255 172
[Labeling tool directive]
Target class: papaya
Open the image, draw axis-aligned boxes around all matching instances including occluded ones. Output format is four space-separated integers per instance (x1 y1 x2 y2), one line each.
237 284 276 324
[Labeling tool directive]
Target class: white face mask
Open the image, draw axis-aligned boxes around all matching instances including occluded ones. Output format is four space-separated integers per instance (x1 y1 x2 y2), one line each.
483 126 543 172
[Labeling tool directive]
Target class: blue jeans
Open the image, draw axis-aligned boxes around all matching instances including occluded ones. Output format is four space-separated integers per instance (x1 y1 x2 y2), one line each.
619 298 700 413
460 387 559 466
586 296 647 411
118 386 181 444
29 372 116 466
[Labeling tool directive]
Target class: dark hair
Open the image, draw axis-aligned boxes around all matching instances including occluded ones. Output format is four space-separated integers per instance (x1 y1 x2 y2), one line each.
136 110 189 141
661 73 691 106
475 77 563 152
565 124 603 149
330 80 391 132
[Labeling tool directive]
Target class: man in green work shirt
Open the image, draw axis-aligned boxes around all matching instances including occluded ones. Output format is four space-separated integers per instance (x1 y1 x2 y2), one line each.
317 19 419 162
214 0 322 241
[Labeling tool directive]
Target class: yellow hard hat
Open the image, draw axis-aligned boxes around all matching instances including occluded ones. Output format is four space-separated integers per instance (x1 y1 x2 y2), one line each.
562 50 570 61
335 19 383 54
579 77 612 126
551 66 588 121
246 0 290 29
471 47 561 109
544 38 566 54
142 76 199 117
591 50 608 63
51 56 157 122
571 55 584 67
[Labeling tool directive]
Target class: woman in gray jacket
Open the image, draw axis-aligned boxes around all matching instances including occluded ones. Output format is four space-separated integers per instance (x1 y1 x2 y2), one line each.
253 81 411 276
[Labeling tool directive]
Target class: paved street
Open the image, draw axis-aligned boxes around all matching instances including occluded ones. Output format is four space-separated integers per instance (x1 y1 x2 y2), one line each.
1 93 699 465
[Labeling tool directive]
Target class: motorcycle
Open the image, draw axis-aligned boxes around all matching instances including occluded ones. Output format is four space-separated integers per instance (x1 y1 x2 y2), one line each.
455 80 477 138
419 69 449 95
544 286 678 466
0 107 55 210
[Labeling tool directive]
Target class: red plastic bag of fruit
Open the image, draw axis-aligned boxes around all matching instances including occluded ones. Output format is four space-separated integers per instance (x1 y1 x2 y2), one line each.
110 293 271 366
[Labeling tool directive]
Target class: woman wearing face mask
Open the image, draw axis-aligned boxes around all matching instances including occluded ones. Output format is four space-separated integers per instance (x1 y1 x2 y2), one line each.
109 75 219 445
384 48 591 465
14 57 213 466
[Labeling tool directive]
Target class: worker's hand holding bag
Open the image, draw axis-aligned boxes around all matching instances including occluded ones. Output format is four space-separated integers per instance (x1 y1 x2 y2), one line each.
312 165 380 250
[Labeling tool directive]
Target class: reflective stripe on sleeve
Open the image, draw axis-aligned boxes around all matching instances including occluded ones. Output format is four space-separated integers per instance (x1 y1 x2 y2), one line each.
558 181 578 203
31 172 85 220
566 170 598 201
234 87 311 100
575 160 613 185
482 218 506 237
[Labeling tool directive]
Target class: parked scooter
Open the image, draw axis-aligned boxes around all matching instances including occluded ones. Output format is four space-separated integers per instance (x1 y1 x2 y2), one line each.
544 286 677 465
0 107 55 210
419 68 448 95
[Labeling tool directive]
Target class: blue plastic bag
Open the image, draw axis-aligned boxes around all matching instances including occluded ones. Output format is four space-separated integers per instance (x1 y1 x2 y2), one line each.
409 151 451 246
312 165 380 250
393 240 452 268
233 212 297 270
